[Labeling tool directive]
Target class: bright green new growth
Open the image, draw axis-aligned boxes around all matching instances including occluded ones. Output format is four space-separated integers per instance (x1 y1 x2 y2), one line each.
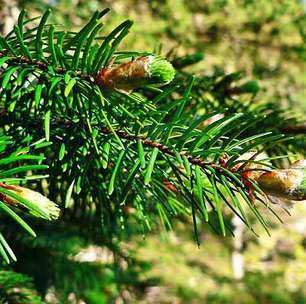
18 187 60 220
0 7 305 270
148 56 175 84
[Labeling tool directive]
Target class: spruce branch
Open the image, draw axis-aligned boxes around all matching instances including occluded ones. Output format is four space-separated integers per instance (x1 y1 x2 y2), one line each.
0 8 303 245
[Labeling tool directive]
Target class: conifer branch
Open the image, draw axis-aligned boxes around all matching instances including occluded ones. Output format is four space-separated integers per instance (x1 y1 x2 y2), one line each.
0 109 211 168
0 8 304 257
0 50 92 81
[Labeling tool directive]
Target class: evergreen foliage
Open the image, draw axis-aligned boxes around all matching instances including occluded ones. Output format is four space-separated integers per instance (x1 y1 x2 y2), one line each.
0 269 43 303
0 7 305 302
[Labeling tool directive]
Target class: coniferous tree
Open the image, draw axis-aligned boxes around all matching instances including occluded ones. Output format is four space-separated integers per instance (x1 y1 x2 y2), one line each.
0 8 305 302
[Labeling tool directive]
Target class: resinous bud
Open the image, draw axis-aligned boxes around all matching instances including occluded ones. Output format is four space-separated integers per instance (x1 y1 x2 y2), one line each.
96 55 175 92
257 168 306 201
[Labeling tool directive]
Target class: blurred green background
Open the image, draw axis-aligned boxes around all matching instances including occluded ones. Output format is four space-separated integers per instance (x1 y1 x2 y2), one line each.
1 0 306 303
